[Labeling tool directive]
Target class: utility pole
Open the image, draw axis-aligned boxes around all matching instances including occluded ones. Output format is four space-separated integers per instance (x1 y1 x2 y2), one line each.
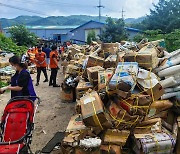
97 0 104 22
121 8 125 19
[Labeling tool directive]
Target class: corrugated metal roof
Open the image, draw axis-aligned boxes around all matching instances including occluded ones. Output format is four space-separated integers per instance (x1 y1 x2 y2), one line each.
70 20 105 32
26 25 79 30
4 25 80 30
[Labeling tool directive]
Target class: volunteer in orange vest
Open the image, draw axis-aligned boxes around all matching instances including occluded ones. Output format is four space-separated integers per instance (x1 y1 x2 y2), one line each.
49 45 60 87
35 45 48 86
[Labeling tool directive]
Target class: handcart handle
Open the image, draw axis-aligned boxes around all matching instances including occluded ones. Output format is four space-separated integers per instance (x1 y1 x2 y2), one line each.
8 96 41 105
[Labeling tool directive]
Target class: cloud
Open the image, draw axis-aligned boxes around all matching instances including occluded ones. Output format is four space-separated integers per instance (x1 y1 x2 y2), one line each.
0 0 159 18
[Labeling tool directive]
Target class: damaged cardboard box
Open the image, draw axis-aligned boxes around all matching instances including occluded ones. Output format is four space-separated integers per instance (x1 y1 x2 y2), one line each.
137 68 164 101
75 148 100 154
109 62 139 92
98 68 114 92
147 100 173 119
66 64 81 75
101 43 119 55
108 101 142 130
76 81 93 100
86 56 104 68
133 132 176 154
104 55 118 69
66 115 87 133
118 94 152 116
87 66 105 86
103 129 130 146
60 88 74 103
134 118 162 136
80 91 112 130
100 144 122 154
124 44 159 69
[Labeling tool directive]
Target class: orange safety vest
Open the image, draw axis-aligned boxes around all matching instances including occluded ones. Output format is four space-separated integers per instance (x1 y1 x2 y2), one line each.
50 51 58 69
35 52 47 67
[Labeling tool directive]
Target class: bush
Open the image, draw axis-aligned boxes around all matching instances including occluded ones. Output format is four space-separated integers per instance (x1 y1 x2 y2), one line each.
133 29 180 52
0 33 27 55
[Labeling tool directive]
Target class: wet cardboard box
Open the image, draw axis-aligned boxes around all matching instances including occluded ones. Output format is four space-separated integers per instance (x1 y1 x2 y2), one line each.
86 56 104 68
103 129 130 146
98 68 114 92
101 43 119 55
80 91 112 130
76 81 93 100
124 45 159 69
87 66 105 85
100 144 122 154
60 88 74 102
133 132 176 154
104 55 118 69
109 62 139 92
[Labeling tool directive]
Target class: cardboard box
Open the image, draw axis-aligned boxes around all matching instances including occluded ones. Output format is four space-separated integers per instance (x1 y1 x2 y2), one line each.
76 81 93 100
109 89 130 99
103 129 130 146
146 83 164 101
109 62 138 92
124 45 159 69
133 132 176 154
147 100 173 118
117 52 125 62
137 68 164 101
75 148 100 154
66 115 86 133
98 69 114 92
100 144 122 154
134 118 162 136
61 145 74 154
118 94 152 116
104 55 118 69
86 56 104 68
60 88 74 103
101 43 119 55
87 66 105 85
80 91 112 130
66 64 80 75
108 102 141 130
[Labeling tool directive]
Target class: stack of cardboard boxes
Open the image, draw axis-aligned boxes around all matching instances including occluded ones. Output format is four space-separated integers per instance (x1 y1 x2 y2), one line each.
59 40 180 154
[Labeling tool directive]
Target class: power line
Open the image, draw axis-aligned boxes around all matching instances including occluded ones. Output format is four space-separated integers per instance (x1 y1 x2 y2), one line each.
11 0 94 8
0 2 48 16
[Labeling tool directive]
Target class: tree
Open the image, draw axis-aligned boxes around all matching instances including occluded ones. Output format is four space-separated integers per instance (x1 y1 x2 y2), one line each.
0 33 27 55
133 29 180 52
99 17 127 43
134 0 180 33
9 25 38 46
87 30 97 44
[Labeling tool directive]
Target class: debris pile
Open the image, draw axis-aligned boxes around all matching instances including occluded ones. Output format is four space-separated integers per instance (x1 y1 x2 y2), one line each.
60 40 180 154
0 51 15 83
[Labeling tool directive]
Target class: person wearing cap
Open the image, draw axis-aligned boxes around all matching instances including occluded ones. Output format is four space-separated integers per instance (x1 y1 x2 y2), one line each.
0 56 36 101
35 46 48 86
49 45 60 87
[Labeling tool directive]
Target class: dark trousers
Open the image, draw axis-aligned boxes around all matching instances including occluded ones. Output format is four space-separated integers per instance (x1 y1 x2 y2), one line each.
49 68 58 86
37 67 48 83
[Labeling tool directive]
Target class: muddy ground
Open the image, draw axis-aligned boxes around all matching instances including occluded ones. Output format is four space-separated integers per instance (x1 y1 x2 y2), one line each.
0 68 75 153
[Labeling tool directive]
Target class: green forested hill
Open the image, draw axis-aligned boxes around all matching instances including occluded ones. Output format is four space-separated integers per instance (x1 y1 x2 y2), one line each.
0 15 143 28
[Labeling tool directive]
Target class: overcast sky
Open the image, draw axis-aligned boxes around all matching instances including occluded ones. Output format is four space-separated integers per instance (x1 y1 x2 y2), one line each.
0 0 159 19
